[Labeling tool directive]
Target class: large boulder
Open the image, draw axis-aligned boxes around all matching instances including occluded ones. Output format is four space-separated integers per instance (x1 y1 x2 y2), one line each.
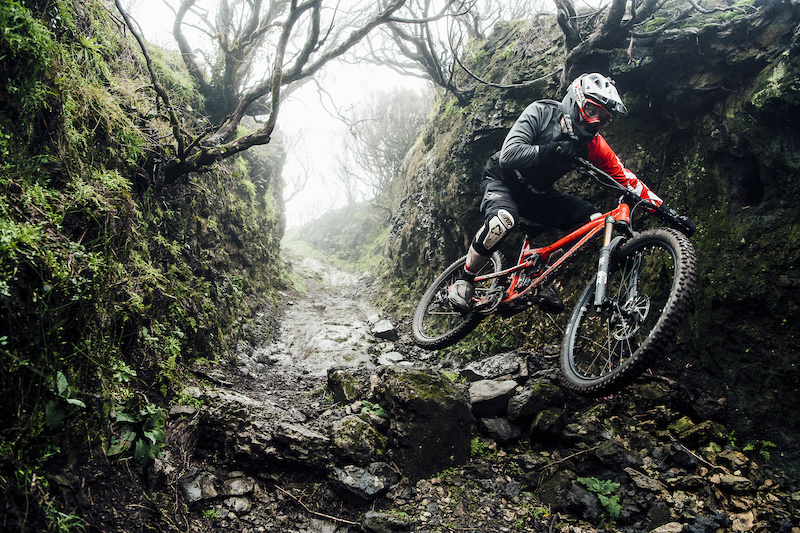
506 380 565 422
185 386 332 468
370 367 476 480
469 379 518 418
331 415 388 466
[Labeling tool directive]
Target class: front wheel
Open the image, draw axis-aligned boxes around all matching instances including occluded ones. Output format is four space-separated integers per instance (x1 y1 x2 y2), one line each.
412 251 505 350
560 229 697 394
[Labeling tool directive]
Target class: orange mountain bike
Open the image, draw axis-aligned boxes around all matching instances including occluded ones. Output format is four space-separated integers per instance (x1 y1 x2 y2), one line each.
412 159 698 394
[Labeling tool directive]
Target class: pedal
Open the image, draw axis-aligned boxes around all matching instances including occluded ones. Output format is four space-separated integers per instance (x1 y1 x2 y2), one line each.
473 287 504 315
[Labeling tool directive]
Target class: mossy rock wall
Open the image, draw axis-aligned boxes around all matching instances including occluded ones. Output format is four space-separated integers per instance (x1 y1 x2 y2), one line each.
0 0 287 488
386 2 800 470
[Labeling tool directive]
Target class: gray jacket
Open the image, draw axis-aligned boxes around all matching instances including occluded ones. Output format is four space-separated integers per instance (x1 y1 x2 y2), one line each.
486 100 584 191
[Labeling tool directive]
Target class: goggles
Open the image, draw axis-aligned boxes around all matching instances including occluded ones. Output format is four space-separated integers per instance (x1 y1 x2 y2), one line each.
579 99 613 128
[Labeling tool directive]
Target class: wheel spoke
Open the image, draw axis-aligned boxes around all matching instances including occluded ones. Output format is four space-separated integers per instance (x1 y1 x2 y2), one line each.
561 229 696 393
413 252 506 349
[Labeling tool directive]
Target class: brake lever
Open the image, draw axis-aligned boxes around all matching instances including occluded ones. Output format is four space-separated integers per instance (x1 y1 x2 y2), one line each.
657 205 697 236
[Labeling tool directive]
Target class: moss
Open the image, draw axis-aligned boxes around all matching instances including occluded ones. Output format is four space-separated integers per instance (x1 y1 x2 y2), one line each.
0 1 60 123
150 47 202 108
332 416 389 463
668 416 695 434
326 369 365 404
372 367 475 480
0 3 287 525
238 178 257 203
750 59 800 110
751 60 788 104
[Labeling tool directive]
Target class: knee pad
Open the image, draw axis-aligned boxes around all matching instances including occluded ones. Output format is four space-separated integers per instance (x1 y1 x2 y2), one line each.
473 209 515 254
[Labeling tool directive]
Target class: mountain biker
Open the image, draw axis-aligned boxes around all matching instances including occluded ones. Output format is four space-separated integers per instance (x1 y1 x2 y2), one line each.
448 72 695 313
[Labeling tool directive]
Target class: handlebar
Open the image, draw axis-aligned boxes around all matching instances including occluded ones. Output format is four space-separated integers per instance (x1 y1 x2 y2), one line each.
575 158 696 237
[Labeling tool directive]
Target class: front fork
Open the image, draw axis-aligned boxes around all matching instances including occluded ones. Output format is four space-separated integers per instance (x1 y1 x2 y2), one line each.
593 216 628 308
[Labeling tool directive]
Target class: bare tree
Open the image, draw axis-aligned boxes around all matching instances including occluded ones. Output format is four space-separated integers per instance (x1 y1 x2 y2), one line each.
332 144 361 206
380 0 474 104
365 0 756 101
280 130 310 203
330 86 432 214
451 0 548 40
117 0 427 179
361 0 547 104
348 86 432 204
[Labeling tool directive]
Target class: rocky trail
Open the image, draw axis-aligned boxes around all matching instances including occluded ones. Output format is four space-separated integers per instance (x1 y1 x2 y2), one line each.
157 249 800 533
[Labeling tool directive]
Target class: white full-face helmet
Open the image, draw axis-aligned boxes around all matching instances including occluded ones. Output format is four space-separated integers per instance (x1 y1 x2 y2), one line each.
562 73 627 139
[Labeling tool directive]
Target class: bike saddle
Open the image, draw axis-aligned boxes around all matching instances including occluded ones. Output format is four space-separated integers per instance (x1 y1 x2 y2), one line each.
517 221 550 240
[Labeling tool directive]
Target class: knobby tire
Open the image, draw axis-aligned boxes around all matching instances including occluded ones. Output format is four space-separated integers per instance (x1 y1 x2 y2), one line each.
560 229 697 394
412 252 505 350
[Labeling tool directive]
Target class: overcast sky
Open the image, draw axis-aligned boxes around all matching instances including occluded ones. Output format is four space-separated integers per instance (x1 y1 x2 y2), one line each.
276 65 428 229
124 1 428 230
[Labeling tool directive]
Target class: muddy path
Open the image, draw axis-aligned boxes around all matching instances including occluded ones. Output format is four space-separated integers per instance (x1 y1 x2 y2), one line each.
173 249 424 531
207 249 395 422
200 246 423 440
267 251 381 376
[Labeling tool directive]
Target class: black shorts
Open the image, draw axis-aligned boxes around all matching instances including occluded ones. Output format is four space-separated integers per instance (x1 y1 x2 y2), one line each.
479 177 596 232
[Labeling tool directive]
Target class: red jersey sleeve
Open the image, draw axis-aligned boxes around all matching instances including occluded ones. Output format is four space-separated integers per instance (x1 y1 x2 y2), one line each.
587 135 663 206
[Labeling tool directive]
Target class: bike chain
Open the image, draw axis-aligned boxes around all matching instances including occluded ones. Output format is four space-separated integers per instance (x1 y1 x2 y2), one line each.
474 286 505 315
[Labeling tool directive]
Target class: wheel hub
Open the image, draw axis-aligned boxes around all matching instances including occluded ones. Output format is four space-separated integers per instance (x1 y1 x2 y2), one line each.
611 294 650 340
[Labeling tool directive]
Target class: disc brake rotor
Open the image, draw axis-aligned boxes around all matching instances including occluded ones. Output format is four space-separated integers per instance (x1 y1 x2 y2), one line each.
611 295 650 340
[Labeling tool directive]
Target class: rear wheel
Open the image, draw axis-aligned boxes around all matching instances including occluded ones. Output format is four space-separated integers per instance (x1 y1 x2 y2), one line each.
560 229 696 394
412 252 505 350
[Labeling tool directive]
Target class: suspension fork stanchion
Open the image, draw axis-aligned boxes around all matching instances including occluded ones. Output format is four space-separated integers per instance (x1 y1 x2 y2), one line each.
594 216 617 308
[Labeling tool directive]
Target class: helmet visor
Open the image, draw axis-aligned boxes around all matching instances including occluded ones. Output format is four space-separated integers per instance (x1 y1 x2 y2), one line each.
580 99 613 127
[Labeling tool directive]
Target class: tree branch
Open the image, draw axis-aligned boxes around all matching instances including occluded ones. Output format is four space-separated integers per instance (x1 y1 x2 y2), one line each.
163 0 413 177
455 54 561 90
114 0 185 159
289 0 407 83
173 0 213 97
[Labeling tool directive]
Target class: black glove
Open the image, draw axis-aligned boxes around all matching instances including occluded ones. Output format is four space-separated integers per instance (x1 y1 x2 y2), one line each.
537 141 579 177
659 204 697 237
538 141 579 166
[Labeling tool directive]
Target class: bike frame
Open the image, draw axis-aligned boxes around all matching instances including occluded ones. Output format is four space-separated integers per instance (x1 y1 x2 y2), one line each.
474 201 633 308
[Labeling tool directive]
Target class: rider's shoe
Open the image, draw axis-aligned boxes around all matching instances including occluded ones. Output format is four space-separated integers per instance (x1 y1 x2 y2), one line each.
448 279 475 313
536 284 565 314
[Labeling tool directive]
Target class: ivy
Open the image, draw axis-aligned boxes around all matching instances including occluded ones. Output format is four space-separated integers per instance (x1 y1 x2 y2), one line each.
107 400 166 466
577 476 621 522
